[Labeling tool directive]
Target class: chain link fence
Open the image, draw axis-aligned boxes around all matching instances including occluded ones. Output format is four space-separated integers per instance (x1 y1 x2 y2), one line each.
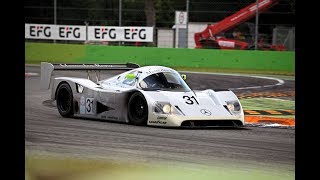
25 0 295 51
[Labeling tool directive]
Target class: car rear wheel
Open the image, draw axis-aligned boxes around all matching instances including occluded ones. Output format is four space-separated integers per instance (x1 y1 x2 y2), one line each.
56 82 74 117
128 92 148 126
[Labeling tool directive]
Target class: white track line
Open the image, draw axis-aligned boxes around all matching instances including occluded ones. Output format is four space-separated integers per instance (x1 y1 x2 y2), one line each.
180 71 285 90
25 72 39 76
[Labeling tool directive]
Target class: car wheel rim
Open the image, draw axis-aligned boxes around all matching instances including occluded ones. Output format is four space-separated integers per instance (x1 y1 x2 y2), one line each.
131 96 147 120
58 87 71 112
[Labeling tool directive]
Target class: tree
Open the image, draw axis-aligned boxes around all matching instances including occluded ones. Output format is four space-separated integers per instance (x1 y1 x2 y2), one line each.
155 0 175 28
144 0 156 27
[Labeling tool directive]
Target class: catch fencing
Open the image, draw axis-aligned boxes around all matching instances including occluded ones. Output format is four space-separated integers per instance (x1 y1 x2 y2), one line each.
25 0 295 50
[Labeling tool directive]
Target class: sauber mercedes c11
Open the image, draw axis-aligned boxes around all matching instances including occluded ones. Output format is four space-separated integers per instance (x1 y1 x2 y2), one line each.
41 62 245 127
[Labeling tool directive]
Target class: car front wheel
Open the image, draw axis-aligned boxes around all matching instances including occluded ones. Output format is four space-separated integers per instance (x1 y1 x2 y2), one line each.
128 92 148 125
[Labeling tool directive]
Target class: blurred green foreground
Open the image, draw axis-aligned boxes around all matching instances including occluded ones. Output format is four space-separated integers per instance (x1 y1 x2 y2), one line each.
26 155 294 180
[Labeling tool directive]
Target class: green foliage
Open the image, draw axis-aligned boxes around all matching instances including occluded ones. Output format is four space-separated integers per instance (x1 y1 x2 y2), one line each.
155 0 175 27
123 0 146 26
25 0 294 30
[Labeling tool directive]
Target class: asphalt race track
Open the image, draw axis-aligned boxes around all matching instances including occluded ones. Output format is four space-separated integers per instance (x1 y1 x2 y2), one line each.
25 65 295 174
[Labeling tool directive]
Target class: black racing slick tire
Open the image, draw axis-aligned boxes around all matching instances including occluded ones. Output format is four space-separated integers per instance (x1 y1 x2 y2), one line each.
56 82 74 117
128 92 148 126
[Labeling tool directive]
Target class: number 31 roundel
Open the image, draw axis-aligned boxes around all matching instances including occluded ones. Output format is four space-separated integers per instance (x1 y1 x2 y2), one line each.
183 96 199 105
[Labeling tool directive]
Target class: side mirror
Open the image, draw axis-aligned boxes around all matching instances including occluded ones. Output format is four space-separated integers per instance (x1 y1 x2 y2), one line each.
125 73 136 80
181 74 187 80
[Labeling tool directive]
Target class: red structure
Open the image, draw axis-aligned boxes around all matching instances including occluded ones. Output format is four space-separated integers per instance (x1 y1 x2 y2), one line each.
194 0 285 50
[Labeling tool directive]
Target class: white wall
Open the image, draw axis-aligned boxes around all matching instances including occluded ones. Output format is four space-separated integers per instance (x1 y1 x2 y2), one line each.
157 22 215 49
157 29 174 48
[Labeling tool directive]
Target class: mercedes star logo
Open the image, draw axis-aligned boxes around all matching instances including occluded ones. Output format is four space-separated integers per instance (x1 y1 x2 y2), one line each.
200 109 211 116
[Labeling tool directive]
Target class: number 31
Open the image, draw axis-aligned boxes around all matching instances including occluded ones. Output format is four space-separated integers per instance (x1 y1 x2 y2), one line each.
183 96 199 105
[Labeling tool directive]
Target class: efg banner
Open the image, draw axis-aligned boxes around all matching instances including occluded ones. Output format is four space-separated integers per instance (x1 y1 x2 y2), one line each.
25 24 153 42
25 24 56 40
25 24 87 41
88 26 153 42
54 25 86 40
25 24 86 41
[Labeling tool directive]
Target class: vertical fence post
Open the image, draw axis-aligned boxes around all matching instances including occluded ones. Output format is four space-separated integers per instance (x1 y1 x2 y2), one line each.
186 0 189 48
119 0 122 46
254 0 259 50
85 21 89 44
54 0 57 43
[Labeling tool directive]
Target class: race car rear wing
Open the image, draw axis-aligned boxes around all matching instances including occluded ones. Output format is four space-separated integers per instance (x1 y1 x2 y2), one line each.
40 62 140 89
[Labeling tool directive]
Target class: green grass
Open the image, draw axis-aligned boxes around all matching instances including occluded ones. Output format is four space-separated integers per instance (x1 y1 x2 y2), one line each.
25 42 294 75
175 67 295 76
25 42 85 64
240 98 295 111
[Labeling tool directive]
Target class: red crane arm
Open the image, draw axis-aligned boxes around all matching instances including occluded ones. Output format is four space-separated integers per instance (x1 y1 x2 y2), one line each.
194 0 279 48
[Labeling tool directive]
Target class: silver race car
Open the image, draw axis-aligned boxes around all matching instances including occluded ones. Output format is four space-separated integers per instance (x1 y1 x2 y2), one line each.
41 62 245 127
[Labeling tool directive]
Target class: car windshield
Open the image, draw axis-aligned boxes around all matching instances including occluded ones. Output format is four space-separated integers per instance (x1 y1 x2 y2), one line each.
139 72 191 92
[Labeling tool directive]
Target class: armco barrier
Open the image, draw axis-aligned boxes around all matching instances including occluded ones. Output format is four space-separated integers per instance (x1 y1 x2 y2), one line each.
25 42 294 74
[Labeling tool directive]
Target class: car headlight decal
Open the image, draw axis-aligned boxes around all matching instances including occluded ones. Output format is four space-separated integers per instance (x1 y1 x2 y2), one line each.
163 104 171 114
227 103 234 111
225 101 241 114
153 102 182 115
